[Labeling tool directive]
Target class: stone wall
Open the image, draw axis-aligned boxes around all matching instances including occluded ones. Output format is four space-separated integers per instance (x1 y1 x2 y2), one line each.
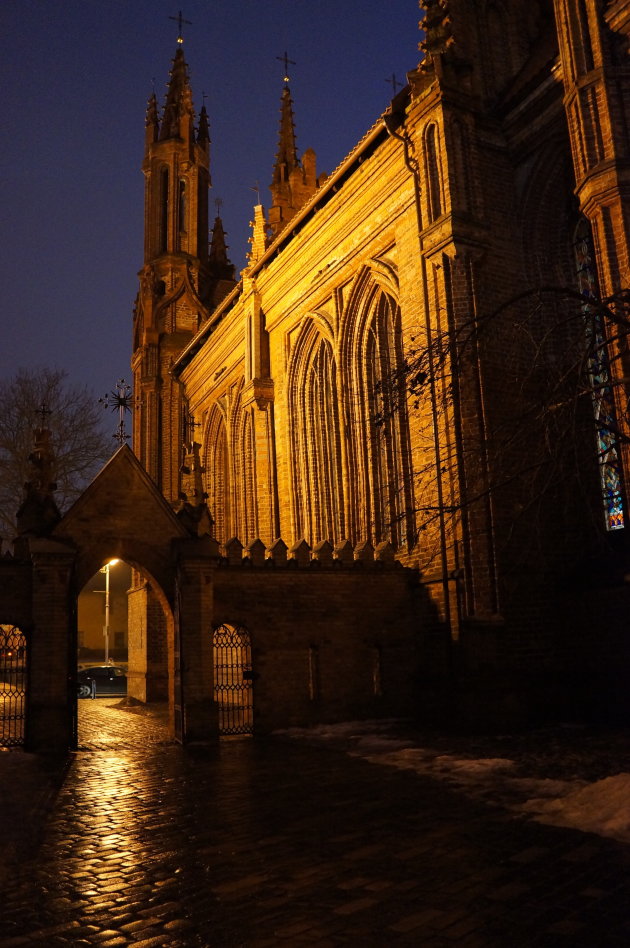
207 537 444 733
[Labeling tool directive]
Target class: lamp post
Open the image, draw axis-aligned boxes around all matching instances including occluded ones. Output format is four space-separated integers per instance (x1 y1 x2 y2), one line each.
100 559 119 663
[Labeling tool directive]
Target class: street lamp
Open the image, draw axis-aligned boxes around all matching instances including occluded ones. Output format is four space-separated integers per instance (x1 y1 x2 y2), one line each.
99 559 119 663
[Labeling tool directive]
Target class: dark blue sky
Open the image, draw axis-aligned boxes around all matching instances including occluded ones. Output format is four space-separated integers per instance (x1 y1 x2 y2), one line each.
1 1 421 411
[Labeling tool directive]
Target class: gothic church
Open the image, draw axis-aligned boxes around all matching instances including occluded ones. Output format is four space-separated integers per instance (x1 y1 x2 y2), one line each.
3 1 630 750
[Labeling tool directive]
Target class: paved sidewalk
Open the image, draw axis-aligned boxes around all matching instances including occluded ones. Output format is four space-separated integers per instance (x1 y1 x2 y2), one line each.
1 701 629 946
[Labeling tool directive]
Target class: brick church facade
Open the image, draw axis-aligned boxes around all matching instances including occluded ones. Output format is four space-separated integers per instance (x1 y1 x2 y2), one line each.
3 1 630 750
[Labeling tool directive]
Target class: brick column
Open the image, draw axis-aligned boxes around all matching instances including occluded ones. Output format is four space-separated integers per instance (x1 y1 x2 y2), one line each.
173 538 219 743
27 538 76 752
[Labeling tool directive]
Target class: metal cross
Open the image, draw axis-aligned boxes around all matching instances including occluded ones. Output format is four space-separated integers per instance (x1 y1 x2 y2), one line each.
386 73 403 94
214 197 223 216
100 379 133 447
169 10 192 44
36 402 52 425
277 51 296 84
185 411 199 442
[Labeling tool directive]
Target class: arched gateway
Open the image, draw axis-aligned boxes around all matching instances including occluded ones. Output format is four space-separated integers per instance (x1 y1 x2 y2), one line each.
6 445 220 751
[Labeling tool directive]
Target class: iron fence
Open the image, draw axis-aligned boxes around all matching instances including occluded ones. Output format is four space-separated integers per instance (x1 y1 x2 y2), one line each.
0 625 27 746
213 623 254 736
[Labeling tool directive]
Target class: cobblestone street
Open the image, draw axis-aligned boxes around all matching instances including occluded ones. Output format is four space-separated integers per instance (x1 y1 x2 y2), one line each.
1 700 630 946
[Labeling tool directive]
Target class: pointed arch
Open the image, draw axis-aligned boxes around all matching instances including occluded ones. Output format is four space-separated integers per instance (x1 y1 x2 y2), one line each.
239 407 258 544
287 315 343 545
340 268 415 549
204 404 230 543
424 123 443 223
221 379 259 546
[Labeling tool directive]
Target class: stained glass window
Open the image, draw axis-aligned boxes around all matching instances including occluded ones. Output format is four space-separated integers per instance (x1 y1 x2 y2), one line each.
574 220 625 530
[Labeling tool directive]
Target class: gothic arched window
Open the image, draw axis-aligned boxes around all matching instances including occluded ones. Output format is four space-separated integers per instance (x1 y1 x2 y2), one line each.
240 409 257 545
288 325 342 546
574 219 624 530
205 408 229 543
363 293 412 549
425 124 442 223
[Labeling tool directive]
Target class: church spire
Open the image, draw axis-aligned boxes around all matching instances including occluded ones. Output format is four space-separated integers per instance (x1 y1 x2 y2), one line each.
197 102 210 147
159 46 194 142
271 84 299 189
134 40 213 499
209 208 234 281
268 62 320 240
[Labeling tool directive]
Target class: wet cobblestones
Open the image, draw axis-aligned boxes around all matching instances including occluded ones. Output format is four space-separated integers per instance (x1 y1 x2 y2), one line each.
1 701 629 945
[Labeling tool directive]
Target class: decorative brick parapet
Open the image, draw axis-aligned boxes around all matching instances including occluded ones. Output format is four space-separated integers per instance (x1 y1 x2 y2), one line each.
218 536 403 569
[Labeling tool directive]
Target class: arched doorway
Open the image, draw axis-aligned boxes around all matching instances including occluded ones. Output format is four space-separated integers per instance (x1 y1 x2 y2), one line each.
75 558 175 747
212 623 253 736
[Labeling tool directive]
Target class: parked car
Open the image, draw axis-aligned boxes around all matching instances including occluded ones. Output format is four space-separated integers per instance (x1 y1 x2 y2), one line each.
77 665 127 698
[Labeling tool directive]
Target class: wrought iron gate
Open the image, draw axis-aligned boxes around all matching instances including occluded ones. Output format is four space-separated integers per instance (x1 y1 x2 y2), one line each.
0 625 27 746
213 624 253 736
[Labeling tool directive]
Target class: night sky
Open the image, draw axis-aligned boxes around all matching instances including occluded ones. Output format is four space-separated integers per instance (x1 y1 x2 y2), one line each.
1 1 421 414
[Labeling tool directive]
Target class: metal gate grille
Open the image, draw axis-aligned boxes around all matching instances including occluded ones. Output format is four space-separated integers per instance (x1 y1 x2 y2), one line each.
0 625 27 746
213 624 253 736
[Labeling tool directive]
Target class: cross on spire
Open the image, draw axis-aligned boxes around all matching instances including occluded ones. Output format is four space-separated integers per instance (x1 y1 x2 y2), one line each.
99 379 133 447
385 73 403 94
277 51 296 84
36 402 52 425
214 197 223 216
169 10 192 44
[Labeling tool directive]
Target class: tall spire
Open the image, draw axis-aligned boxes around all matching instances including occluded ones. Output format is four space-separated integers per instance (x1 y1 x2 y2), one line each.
197 102 210 147
271 85 299 189
209 210 235 280
159 47 194 141
135 38 215 500
268 68 320 240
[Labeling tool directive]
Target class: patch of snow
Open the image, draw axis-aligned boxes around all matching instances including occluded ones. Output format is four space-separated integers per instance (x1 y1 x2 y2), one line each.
279 720 630 845
522 774 630 843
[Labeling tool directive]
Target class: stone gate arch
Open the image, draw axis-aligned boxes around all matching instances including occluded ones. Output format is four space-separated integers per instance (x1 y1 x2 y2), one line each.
17 445 219 751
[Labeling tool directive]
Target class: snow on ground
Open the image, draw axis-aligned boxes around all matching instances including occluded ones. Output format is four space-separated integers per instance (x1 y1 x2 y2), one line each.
521 774 630 843
278 720 630 845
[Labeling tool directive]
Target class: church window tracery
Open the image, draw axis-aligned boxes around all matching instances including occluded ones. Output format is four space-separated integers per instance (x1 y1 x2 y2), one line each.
240 409 257 544
289 324 342 546
363 292 412 549
574 219 624 530
205 408 229 543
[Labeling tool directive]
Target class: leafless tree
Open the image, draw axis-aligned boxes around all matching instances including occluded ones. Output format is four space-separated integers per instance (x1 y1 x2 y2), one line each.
377 286 630 569
0 368 112 541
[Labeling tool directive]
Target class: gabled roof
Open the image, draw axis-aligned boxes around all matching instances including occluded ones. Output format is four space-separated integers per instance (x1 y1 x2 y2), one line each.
53 444 187 547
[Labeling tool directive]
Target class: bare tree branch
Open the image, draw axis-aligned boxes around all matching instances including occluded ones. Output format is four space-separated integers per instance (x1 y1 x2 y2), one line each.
0 368 112 540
